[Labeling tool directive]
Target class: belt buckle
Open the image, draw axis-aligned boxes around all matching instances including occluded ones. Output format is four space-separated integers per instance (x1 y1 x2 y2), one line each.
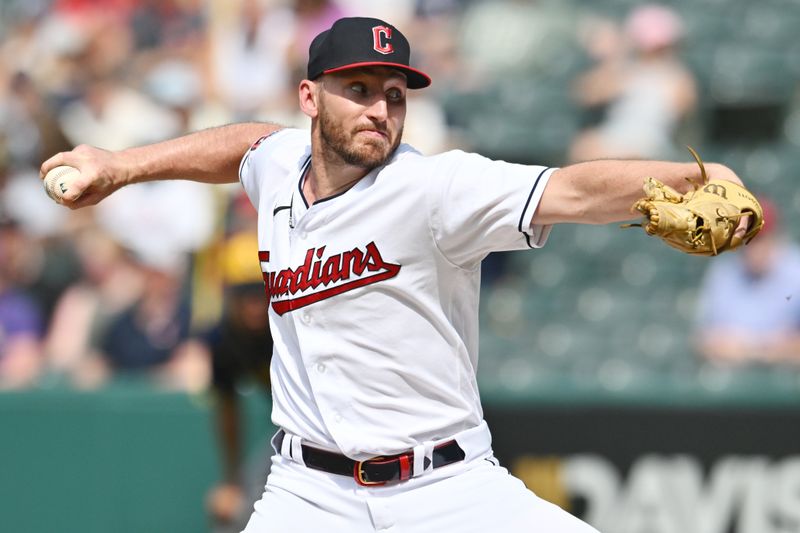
354 452 414 486
354 457 387 487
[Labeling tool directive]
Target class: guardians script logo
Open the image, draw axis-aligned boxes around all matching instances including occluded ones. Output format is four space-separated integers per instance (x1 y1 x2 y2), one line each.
258 242 401 315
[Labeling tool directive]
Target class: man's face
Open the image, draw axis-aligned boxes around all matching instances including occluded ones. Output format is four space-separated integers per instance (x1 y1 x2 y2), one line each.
315 67 407 169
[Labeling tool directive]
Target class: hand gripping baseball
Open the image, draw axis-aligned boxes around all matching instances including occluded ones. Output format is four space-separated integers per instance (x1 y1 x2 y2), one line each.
39 145 127 209
624 147 764 256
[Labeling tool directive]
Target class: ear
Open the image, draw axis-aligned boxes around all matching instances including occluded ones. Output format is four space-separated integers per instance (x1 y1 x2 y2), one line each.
298 79 320 119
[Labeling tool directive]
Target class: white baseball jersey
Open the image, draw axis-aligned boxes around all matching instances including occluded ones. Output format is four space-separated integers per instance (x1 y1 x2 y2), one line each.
239 128 555 460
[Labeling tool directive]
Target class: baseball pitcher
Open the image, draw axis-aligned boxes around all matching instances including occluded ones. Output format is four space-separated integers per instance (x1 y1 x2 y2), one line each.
41 17 760 533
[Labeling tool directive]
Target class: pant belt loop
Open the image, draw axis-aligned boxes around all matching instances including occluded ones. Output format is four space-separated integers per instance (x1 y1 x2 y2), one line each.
411 442 435 478
270 430 284 455
280 431 293 461
291 434 305 466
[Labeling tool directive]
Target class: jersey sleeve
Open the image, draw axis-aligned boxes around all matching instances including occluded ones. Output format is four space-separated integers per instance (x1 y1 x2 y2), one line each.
238 128 311 209
428 150 556 268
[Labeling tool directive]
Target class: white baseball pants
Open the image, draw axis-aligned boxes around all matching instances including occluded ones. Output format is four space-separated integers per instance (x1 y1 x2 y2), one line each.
242 425 599 533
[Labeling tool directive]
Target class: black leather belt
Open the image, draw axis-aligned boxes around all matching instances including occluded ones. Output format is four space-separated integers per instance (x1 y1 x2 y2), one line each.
275 430 466 486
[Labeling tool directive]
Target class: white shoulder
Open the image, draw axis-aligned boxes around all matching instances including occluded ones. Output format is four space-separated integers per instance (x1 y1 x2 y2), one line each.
239 128 310 208
243 128 310 172
379 149 479 187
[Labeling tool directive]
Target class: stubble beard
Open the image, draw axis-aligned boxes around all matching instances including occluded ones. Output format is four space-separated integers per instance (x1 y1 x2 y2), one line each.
318 102 403 170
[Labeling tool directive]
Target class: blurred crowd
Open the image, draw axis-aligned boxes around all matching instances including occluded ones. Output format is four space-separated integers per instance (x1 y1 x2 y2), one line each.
3 1 800 528
0 0 797 395
0 0 520 391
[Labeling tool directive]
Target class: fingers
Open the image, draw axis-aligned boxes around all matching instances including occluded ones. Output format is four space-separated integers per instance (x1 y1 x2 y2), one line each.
40 151 68 180
207 483 244 523
734 214 750 241
729 214 751 250
64 191 101 210
707 163 745 187
40 144 98 179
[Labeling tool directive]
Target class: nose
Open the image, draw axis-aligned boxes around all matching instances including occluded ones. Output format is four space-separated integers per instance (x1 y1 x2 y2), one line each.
365 97 388 122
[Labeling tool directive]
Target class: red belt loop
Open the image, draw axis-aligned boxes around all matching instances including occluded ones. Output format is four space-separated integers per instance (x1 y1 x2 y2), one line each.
398 453 412 481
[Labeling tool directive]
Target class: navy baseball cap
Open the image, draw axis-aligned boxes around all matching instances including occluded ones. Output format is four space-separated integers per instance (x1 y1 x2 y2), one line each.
307 17 432 89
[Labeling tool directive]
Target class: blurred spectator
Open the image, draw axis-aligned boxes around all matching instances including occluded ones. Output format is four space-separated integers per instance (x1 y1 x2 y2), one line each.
1 4 65 84
203 195 272 526
92 253 210 392
407 0 462 97
1 12 90 108
0 68 74 239
143 58 204 127
401 2 459 154
83 56 216 274
457 0 575 85
694 199 800 365
570 16 627 129
207 0 296 120
93 179 216 274
58 74 183 150
43 227 143 386
288 0 348 73
0 137 83 325
129 0 206 53
0 71 71 169
205 229 273 527
0 216 44 389
569 4 697 161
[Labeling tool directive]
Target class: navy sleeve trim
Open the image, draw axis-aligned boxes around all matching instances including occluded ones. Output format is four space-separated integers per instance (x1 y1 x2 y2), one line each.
517 167 550 249
311 187 349 205
297 156 312 209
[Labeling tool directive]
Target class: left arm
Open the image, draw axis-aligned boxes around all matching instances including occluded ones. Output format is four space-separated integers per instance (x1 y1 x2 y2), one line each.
532 159 744 226
697 328 800 365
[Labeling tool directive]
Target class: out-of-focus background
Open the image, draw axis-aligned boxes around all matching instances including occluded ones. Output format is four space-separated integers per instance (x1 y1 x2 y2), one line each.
1 0 800 531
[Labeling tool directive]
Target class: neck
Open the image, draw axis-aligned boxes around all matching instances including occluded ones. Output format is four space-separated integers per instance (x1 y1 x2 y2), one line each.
304 134 374 205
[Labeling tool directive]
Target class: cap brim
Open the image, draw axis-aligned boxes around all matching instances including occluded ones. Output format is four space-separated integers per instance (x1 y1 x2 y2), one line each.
323 61 431 89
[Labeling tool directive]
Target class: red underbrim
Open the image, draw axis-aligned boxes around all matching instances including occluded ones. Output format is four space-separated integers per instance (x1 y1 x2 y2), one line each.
323 62 432 89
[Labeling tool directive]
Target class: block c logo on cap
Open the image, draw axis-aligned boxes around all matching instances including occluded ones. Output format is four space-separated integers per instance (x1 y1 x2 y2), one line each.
372 26 394 55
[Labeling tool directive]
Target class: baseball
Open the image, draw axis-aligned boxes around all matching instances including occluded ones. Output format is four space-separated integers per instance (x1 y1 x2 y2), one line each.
43 165 82 202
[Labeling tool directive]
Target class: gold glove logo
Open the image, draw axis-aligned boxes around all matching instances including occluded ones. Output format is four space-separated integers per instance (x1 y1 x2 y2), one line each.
703 183 728 199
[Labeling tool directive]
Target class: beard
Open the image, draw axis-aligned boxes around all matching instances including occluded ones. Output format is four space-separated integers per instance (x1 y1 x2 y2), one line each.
318 101 403 170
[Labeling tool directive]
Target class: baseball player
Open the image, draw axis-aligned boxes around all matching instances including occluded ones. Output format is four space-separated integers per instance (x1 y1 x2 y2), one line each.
42 17 754 533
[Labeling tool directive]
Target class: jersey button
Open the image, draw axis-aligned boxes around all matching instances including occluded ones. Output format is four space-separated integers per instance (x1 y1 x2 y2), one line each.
316 362 326 374
301 312 311 325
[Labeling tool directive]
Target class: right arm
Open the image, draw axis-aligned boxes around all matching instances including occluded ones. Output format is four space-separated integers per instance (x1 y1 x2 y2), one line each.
40 122 282 209
206 391 245 522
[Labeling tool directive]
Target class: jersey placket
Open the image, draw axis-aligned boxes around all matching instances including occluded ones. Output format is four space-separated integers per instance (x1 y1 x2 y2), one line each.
285 178 351 443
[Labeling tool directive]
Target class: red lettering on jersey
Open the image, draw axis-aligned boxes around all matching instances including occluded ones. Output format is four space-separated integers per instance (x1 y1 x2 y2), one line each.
261 242 400 315
372 26 394 55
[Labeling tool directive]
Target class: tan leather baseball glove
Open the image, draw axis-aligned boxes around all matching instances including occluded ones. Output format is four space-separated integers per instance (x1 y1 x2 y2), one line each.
626 148 764 256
